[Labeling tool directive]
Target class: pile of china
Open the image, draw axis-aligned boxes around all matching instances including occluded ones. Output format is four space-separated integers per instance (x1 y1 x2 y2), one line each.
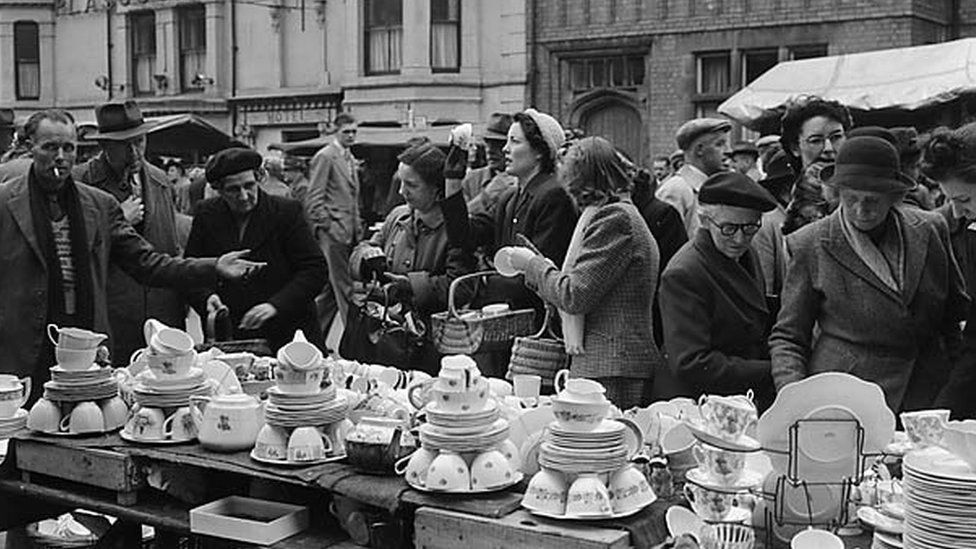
252 331 350 465
123 320 214 443
682 393 764 525
0 374 32 438
27 325 128 435
399 355 522 493
522 375 656 519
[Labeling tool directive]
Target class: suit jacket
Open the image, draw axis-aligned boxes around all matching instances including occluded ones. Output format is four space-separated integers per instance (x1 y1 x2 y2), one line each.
73 155 186 364
752 206 788 297
658 230 775 409
306 140 361 245
655 164 708 238
184 193 328 352
0 173 216 400
770 206 969 413
523 201 663 379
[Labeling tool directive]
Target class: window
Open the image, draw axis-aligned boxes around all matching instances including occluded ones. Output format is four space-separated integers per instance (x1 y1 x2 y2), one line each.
130 12 156 96
178 5 207 92
696 52 731 95
568 55 645 92
790 44 828 60
742 49 778 86
365 0 402 75
430 0 459 72
14 21 40 100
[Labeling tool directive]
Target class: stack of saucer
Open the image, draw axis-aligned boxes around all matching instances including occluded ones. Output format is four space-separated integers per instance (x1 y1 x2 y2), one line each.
123 366 215 444
538 421 630 473
0 374 29 438
264 385 347 428
28 367 127 436
44 366 119 402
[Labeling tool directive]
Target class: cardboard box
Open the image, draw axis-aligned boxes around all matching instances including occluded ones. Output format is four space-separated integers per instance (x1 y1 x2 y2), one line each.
190 496 309 545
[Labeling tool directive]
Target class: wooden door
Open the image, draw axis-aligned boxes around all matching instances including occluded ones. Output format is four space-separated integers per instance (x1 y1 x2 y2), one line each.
582 102 642 162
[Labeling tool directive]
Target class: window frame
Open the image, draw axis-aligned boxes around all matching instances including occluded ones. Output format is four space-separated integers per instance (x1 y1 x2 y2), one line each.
177 4 207 93
566 54 646 93
13 20 40 101
741 48 779 87
430 0 460 73
364 0 403 76
790 44 829 60
129 11 157 97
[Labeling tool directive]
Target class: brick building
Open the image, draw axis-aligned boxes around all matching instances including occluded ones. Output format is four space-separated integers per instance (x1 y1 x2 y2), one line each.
528 0 976 165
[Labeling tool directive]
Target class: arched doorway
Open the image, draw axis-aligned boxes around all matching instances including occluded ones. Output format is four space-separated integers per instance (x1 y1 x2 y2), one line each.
580 101 642 163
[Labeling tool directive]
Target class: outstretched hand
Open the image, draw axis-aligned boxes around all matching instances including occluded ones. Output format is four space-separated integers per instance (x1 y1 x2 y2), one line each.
216 249 267 280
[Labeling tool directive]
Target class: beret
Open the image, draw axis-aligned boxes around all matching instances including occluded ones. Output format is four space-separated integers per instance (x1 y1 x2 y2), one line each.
699 171 778 212
205 147 263 184
675 117 731 150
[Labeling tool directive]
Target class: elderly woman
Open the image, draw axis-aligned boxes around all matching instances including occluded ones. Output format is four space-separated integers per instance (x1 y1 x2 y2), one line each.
504 136 662 408
923 124 976 418
657 172 779 410
770 136 968 413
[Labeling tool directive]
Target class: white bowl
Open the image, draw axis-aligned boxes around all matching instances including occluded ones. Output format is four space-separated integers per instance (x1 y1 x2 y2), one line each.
943 420 976 470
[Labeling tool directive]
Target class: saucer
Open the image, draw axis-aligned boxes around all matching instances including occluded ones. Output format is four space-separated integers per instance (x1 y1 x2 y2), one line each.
250 449 347 467
119 430 195 445
684 419 761 452
408 472 523 494
857 506 904 535
685 467 766 492
0 409 29 424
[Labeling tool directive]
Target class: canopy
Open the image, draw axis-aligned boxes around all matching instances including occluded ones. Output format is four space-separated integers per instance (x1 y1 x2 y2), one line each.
144 114 233 162
268 125 454 156
719 38 976 130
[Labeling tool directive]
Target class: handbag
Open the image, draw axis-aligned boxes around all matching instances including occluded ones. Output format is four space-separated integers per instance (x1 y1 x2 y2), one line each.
339 281 426 368
506 307 568 388
194 305 272 356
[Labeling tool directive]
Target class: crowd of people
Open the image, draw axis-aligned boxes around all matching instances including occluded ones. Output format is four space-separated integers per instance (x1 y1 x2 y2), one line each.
1 95 975 420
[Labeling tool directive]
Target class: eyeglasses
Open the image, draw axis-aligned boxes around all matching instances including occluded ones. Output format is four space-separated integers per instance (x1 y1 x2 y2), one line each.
803 132 846 148
704 216 762 236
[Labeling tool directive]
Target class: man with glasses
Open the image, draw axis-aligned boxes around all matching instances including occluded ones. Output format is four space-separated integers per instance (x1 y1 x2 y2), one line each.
656 172 779 410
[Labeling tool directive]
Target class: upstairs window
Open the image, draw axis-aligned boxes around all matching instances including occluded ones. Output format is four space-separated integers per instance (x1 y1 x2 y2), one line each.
179 5 207 92
14 21 40 100
365 0 402 75
568 55 645 92
430 0 460 72
130 12 156 96
790 44 828 60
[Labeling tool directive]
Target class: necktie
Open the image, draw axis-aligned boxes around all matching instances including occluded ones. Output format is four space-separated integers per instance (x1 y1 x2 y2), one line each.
129 172 142 200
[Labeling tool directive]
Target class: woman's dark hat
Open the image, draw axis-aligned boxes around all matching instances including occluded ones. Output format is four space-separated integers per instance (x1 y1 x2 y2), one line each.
699 172 778 212
87 100 159 141
820 136 916 193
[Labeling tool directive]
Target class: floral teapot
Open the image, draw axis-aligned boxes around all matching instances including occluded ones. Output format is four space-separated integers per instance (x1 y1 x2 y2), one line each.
190 394 264 452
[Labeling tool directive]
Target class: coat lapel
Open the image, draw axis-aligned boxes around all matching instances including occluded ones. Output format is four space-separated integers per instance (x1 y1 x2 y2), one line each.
241 192 273 250
821 210 902 304
694 231 768 315
75 182 99 252
6 177 45 264
899 209 929 304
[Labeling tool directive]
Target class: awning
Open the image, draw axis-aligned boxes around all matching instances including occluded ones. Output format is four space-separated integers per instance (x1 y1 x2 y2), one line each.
719 38 976 130
268 125 454 156
78 114 233 162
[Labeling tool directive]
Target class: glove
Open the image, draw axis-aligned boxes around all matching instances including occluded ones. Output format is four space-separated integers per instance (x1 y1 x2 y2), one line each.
443 145 468 180
361 255 388 282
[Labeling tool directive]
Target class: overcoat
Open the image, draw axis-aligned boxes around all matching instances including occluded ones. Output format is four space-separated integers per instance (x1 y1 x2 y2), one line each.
770 206 969 413
305 140 361 244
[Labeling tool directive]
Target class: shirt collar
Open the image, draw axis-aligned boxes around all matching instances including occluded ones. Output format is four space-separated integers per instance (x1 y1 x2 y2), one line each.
409 205 444 233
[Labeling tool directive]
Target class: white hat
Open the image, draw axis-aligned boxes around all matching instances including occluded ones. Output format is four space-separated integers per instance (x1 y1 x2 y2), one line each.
522 108 565 163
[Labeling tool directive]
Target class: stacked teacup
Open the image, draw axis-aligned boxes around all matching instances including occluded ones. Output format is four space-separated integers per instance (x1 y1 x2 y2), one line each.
0 375 31 438
399 355 522 492
522 372 655 519
253 330 350 464
124 320 213 443
27 325 127 435
682 393 764 523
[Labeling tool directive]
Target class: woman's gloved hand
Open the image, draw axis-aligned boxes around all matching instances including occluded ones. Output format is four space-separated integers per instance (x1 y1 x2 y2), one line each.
443 145 468 180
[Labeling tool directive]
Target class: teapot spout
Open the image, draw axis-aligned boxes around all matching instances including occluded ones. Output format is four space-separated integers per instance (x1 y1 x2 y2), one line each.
292 330 309 344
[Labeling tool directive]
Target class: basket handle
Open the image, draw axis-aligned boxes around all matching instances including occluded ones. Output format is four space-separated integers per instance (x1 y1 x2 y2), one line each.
529 305 563 342
446 270 497 318
206 305 232 343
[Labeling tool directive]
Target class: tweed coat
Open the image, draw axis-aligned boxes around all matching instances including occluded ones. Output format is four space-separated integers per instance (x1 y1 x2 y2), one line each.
305 140 361 245
73 154 186 363
770 206 969 413
657 230 775 409
0 173 216 401
522 201 663 380
184 192 328 352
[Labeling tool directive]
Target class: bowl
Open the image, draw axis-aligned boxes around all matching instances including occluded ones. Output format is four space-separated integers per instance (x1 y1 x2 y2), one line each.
552 397 609 432
943 420 976 470
522 468 567 515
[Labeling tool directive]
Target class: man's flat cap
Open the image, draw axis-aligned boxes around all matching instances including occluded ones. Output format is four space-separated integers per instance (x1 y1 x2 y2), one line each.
699 171 778 212
731 141 759 156
205 147 263 184
675 118 732 150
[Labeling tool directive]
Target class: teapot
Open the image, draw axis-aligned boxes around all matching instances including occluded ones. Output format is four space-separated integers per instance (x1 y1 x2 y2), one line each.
346 416 417 474
189 394 264 452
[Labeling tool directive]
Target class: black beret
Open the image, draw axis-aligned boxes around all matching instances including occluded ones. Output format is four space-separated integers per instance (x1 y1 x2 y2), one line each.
205 148 263 184
699 172 778 212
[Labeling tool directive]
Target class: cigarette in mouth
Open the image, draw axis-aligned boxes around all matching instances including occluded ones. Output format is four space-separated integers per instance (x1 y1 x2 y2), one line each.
54 167 63 178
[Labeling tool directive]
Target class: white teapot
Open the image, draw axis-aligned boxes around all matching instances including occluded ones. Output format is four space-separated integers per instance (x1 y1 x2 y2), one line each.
190 394 264 452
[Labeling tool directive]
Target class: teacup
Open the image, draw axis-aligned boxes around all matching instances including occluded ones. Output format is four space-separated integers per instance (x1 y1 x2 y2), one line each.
426 451 470 491
512 374 541 400
429 384 489 413
791 528 844 549
497 439 521 471
275 363 326 394
699 393 757 441
693 442 746 485
27 398 62 433
395 446 439 486
55 346 99 371
438 355 480 391
140 349 196 379
901 409 950 448
149 327 194 355
254 424 289 460
407 379 437 409
470 449 516 489
99 397 129 431
47 324 107 350
0 375 31 419
683 484 735 521
164 407 197 441
61 401 104 434
287 426 333 461
552 397 609 432
609 465 655 514
277 331 323 370
127 406 166 440
566 473 613 517
377 367 409 390
523 468 568 515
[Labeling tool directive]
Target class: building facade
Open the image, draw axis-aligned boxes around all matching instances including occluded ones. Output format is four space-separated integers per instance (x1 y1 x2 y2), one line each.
528 0 976 164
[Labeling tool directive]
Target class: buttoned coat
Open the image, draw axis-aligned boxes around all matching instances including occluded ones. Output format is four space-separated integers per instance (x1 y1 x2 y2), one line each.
73 155 186 363
770 206 969 413
184 192 328 352
657 230 775 409
306 140 361 245
0 173 216 400
523 201 663 380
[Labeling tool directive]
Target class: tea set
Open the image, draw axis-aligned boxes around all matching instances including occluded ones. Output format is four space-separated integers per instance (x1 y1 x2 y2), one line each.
251 330 350 465
0 375 31 437
398 355 523 493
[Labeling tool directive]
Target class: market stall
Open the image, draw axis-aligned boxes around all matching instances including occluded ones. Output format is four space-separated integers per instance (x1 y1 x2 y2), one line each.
76 113 234 167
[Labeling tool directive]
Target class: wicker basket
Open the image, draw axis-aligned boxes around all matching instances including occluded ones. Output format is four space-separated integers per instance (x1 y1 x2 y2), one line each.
699 523 755 549
429 270 536 355
506 308 568 386
193 306 272 356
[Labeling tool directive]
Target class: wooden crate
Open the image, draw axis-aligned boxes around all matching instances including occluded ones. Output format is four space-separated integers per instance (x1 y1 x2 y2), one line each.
15 440 145 504
414 507 630 549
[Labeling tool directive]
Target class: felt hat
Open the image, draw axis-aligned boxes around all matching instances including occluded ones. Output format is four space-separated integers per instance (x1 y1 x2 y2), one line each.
87 101 158 141
521 108 565 163
675 118 732 150
205 147 263 185
820 136 916 193
483 112 513 142
699 171 778 212
760 150 794 185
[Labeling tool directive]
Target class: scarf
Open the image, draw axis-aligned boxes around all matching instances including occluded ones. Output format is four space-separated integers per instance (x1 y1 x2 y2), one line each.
839 207 904 293
29 169 95 329
560 205 599 355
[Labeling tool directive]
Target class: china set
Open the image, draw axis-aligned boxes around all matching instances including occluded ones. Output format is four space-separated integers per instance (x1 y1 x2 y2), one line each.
522 374 655 520
399 355 522 493
0 375 31 437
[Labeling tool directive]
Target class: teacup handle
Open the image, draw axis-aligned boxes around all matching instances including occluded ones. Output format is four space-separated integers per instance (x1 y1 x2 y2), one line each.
47 324 61 347
554 369 570 393
393 450 417 475
692 444 706 467
408 379 434 410
318 429 334 454
744 389 754 402
18 377 32 408
682 484 696 504
162 413 177 439
59 414 72 433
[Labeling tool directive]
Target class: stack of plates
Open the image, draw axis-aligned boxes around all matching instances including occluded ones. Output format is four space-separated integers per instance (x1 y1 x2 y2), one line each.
538 421 629 474
0 409 27 438
419 418 510 453
44 366 119 402
426 400 499 430
903 447 976 549
264 389 348 428
50 365 112 385
132 368 214 408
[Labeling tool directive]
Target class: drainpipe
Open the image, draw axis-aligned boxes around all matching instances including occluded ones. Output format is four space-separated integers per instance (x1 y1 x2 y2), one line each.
527 0 536 107
230 0 238 135
106 8 114 99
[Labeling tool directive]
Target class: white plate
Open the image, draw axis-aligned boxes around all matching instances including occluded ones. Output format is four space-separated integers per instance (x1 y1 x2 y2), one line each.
683 420 761 452
875 531 903 548
764 471 843 526
685 467 766 492
249 449 347 467
119 430 196 445
666 506 703 538
858 506 904 535
524 503 646 521
408 472 523 494
904 447 976 482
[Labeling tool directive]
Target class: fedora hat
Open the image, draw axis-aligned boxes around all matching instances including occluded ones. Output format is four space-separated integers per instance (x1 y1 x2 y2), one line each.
483 112 513 142
821 136 916 193
87 100 158 140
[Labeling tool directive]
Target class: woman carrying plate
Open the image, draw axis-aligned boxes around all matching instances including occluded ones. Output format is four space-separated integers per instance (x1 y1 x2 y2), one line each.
922 124 976 419
770 136 968 413
502 136 663 408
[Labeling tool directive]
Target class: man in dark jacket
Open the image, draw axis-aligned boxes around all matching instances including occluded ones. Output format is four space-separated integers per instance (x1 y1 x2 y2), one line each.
183 148 329 352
